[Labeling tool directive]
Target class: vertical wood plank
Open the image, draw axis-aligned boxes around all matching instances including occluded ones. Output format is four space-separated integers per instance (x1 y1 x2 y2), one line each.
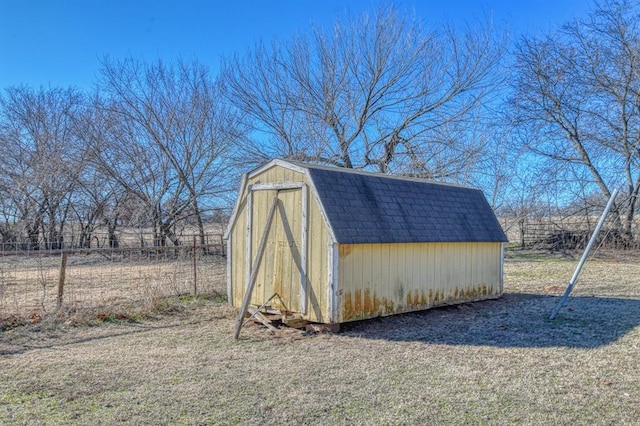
244 188 253 294
234 196 278 340
300 184 308 314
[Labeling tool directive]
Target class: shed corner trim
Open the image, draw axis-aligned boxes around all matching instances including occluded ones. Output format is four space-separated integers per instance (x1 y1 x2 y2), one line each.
224 172 248 240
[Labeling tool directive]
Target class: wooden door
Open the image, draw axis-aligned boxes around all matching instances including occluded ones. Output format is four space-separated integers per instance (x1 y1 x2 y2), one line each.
246 184 307 314
271 188 303 313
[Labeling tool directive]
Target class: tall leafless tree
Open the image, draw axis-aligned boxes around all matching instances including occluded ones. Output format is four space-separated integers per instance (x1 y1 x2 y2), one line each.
0 86 86 249
221 5 505 179
69 93 127 248
96 57 246 245
511 0 640 241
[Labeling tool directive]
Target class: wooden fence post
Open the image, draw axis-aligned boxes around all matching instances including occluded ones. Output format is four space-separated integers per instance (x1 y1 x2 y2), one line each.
57 252 68 310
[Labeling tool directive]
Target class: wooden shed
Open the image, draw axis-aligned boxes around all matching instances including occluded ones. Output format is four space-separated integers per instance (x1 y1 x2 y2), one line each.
225 159 508 325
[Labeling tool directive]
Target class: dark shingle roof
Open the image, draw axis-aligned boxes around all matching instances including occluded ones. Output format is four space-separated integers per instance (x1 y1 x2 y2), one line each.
296 162 507 244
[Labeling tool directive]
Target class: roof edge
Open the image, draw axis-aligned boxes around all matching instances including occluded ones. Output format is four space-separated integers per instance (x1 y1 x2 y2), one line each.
278 159 476 191
248 158 308 179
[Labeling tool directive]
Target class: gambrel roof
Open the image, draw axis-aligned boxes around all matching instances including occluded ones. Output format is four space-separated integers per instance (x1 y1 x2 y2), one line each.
228 159 508 245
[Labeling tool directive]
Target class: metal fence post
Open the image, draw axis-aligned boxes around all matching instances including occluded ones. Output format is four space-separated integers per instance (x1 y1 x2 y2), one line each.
549 189 619 320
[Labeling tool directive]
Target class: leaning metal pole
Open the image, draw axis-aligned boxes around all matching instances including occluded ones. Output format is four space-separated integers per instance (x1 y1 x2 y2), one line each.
549 189 619 320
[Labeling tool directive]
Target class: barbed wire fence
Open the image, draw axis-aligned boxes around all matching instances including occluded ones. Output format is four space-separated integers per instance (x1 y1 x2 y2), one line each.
0 234 227 323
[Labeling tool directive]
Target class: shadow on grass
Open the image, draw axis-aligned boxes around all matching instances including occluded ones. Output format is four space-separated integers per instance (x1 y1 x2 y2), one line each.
341 293 640 348
0 321 187 356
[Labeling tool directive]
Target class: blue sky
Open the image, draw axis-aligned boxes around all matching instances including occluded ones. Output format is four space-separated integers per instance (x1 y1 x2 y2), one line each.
1 0 589 90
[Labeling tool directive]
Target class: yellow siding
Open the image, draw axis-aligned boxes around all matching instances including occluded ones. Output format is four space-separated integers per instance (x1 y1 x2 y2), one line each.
306 185 328 321
228 164 330 323
338 242 503 322
229 163 504 325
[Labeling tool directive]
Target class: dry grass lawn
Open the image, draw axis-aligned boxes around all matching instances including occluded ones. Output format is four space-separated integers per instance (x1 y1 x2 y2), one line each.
1 252 639 425
0 252 226 317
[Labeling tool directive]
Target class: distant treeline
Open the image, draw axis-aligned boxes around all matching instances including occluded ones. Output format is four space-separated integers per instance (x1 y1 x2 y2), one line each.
1 1 639 249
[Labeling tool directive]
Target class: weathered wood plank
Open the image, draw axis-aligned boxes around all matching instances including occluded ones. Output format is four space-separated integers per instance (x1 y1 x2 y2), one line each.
247 307 278 331
234 196 279 340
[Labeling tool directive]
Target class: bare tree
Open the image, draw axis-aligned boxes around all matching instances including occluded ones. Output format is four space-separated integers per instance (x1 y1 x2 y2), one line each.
87 96 186 246
221 5 504 178
511 0 640 242
69 161 128 249
0 86 86 249
96 57 245 245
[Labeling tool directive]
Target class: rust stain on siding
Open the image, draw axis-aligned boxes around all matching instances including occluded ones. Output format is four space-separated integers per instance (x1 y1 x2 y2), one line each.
406 290 428 308
344 292 353 319
381 297 394 314
341 245 353 257
354 289 362 314
343 291 395 320
446 284 495 303
342 284 499 321
363 289 372 313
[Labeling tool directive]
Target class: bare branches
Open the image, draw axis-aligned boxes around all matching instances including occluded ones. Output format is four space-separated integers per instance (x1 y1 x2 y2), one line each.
0 86 86 249
95 57 246 245
511 0 640 240
221 5 505 178
0 58 246 249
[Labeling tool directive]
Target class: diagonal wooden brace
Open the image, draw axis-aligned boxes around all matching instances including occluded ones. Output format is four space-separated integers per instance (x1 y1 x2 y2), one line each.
233 196 279 340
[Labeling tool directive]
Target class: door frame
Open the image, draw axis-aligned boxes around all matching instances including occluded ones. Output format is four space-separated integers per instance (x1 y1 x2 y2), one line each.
245 181 308 314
